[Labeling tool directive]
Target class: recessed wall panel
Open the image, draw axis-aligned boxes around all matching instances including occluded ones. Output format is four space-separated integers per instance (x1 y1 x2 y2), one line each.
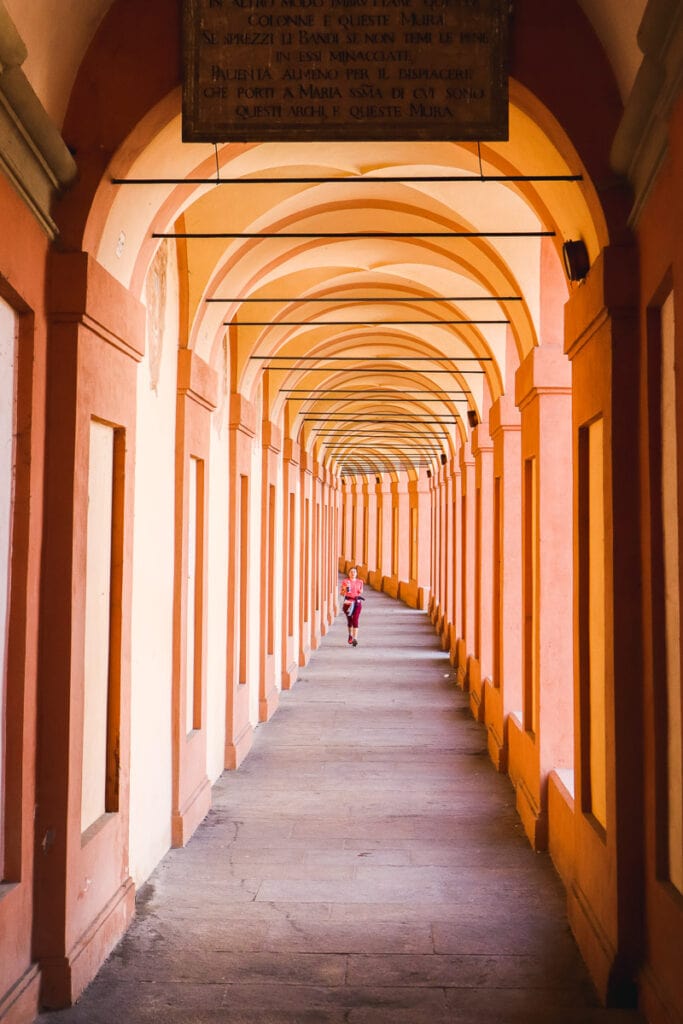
0 297 16 877
82 420 115 833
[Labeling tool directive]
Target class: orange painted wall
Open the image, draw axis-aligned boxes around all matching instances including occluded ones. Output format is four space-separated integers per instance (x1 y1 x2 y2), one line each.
34 251 144 1008
636 87 683 1024
0 174 48 1024
565 245 642 1006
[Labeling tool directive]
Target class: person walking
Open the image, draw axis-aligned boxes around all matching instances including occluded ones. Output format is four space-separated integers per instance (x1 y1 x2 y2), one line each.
340 566 364 647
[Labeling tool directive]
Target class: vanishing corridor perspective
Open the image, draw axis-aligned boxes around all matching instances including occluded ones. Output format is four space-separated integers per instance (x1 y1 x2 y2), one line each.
0 2 683 1024
35 592 645 1023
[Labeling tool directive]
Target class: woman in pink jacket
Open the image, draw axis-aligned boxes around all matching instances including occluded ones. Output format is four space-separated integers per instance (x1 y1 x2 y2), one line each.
340 566 364 647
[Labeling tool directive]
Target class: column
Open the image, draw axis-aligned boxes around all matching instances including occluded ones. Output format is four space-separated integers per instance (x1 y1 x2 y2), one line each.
405 474 431 609
456 441 475 689
507 345 573 849
298 449 313 666
258 420 281 721
565 246 642 1004
281 438 300 690
171 349 217 845
225 393 257 768
35 252 141 1006
485 394 522 771
468 422 494 722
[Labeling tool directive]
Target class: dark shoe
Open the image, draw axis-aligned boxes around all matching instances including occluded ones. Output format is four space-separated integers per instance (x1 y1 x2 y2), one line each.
352 639 358 647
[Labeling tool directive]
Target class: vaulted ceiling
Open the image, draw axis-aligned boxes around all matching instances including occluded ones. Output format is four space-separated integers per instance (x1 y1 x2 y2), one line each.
3 0 647 477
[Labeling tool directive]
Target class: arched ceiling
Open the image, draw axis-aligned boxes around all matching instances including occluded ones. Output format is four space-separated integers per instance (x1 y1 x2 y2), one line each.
4 0 645 481
83 81 597 478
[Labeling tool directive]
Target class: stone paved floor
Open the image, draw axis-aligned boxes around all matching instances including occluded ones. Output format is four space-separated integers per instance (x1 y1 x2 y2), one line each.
37 589 645 1023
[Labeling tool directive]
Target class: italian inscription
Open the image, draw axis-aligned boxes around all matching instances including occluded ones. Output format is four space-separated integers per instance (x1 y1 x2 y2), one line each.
183 0 508 142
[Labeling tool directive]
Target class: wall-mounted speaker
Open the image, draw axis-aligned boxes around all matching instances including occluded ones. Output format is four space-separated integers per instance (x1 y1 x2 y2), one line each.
562 239 590 282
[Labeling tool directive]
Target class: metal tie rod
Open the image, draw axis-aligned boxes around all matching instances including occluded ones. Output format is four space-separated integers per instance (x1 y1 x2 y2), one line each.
155 230 555 240
329 449 443 453
281 388 468 392
114 174 583 185
267 367 485 373
253 355 491 361
341 464 435 470
294 397 466 403
281 387 469 391
282 391 469 396
230 319 508 326
208 295 523 303
312 431 452 437
305 415 458 419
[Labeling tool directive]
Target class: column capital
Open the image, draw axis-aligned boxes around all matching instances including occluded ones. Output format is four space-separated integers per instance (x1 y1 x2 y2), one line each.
489 395 521 437
178 349 217 411
262 420 282 453
48 250 145 362
515 346 572 411
283 437 300 465
408 475 430 496
229 393 257 436
564 246 638 362
458 443 475 472
471 423 493 458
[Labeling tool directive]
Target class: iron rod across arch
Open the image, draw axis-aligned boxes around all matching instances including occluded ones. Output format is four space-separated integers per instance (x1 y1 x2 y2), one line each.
281 391 470 397
114 174 583 185
310 431 452 436
208 295 523 303
303 418 460 423
267 367 486 373
252 355 492 360
229 319 509 326
280 388 469 393
155 230 555 240
293 397 468 403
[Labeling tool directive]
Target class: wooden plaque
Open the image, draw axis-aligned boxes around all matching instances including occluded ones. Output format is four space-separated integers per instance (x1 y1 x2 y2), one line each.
183 0 509 143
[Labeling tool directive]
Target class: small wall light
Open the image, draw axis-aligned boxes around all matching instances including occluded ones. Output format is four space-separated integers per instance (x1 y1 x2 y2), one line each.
562 239 590 282
440 453 447 466
467 409 479 429
375 476 380 484
426 469 432 478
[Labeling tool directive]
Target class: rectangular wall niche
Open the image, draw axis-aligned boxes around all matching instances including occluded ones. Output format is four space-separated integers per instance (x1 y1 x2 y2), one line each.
660 291 683 893
523 457 538 735
82 420 117 834
579 416 607 831
186 456 204 734
182 0 509 143
0 296 16 879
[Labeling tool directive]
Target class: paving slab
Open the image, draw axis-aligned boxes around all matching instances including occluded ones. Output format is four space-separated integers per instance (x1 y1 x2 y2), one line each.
36 587 644 1023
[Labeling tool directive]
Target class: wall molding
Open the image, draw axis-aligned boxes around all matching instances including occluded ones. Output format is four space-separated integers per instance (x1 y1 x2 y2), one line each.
611 0 683 226
0 2 77 238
